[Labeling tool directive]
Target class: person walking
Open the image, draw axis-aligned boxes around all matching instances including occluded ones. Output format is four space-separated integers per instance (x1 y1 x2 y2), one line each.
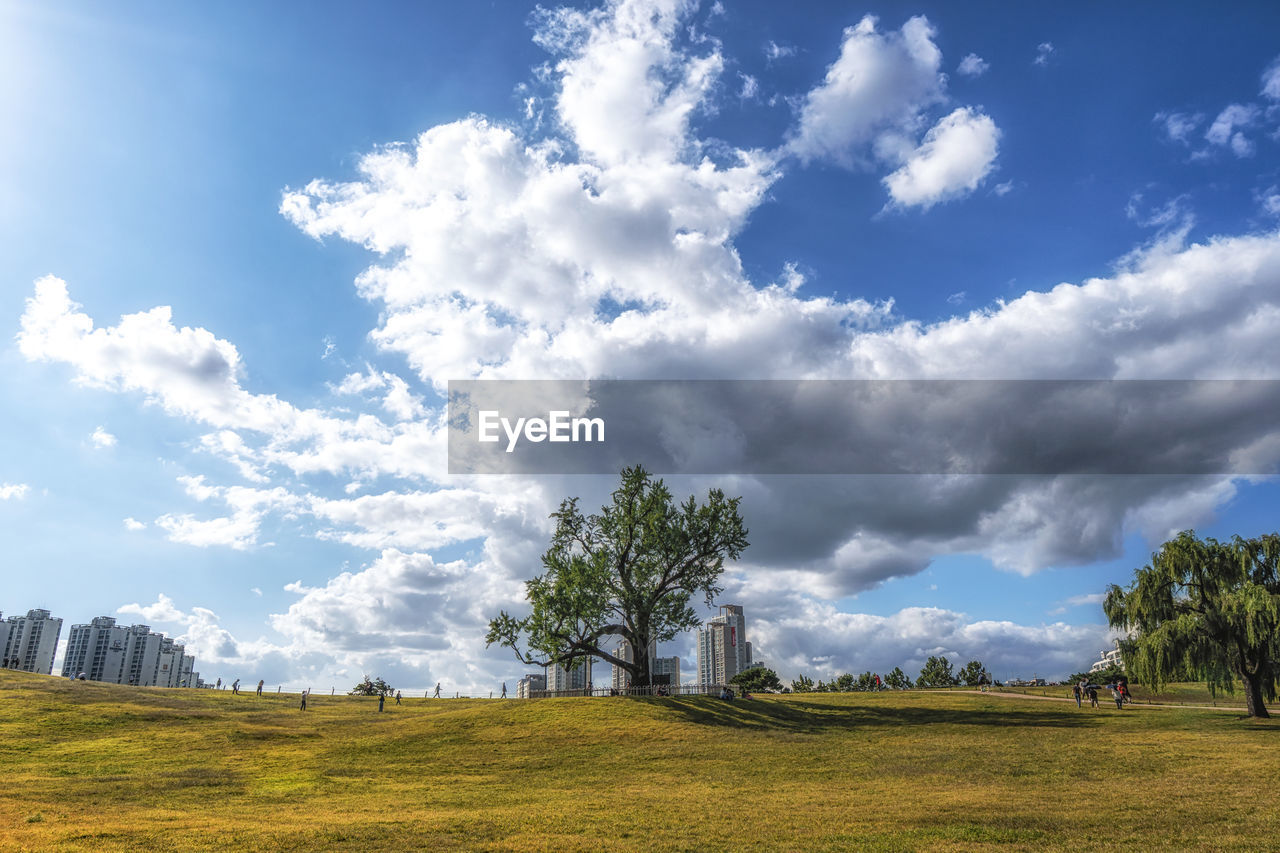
256 679 264 697
1072 683 1082 707
395 690 402 705
501 682 507 699
231 679 241 695
433 682 441 698
1087 685 1099 708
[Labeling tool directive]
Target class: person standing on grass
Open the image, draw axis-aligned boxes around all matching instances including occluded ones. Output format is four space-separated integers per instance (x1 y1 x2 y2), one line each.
395 690 401 705
215 677 221 690
256 679 264 697
1087 685 1098 708
1112 685 1124 709
1072 683 1082 707
300 688 309 711
378 692 385 712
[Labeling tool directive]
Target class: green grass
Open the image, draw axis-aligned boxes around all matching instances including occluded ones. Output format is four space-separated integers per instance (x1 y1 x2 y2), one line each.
1 670 1277 851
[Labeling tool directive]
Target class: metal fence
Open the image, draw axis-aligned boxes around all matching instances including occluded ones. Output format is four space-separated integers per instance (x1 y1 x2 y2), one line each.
529 683 730 699
194 684 735 700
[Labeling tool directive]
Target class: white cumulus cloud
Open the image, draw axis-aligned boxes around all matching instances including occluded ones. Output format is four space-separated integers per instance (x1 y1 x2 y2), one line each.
788 15 945 168
956 53 988 77
90 426 117 449
882 107 1000 209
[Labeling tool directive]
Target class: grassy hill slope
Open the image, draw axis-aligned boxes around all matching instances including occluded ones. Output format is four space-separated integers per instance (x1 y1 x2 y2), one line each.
1 670 1276 851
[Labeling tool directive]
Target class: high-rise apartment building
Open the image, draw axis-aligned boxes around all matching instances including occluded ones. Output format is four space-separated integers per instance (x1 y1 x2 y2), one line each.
1 609 63 674
696 604 751 685
547 658 593 692
652 655 681 687
60 617 196 687
61 616 128 681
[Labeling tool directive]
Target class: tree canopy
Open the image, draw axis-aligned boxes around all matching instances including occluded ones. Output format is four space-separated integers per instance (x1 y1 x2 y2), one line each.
486 466 748 687
790 674 815 693
958 660 989 687
884 666 912 689
349 676 394 697
730 666 782 693
1105 530 1280 718
917 655 957 688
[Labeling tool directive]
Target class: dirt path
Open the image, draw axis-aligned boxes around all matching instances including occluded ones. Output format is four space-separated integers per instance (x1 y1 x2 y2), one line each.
942 688 1246 712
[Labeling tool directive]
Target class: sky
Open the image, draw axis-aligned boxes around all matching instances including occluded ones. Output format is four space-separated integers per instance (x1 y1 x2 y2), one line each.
3 0 1280 691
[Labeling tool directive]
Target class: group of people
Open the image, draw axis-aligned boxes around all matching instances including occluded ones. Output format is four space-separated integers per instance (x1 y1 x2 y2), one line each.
1072 676 1131 709
218 678 267 696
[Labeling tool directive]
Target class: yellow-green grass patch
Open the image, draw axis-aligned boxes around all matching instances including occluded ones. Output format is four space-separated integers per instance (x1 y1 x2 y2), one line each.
1 670 1276 851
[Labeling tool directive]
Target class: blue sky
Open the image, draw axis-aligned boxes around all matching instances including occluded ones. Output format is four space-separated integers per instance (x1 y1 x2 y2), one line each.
3 0 1279 690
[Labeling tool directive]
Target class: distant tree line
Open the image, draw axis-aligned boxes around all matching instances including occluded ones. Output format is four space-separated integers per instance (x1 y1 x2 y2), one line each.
789 658 990 693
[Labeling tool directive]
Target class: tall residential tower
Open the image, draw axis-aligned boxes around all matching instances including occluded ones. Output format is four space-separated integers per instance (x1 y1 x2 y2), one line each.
1 609 63 674
696 604 751 685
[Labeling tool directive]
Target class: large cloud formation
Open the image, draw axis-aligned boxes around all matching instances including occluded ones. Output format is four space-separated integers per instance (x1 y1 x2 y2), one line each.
18 0 1280 688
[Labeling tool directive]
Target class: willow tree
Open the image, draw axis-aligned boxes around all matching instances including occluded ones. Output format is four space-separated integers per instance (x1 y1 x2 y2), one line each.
486 466 748 688
1104 531 1280 718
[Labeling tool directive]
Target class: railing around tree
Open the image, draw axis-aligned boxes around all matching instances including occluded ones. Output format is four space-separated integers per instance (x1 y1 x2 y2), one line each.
528 683 731 699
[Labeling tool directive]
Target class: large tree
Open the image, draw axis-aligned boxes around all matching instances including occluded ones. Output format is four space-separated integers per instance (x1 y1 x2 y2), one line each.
486 466 748 688
1105 530 1280 718
884 666 912 690
917 655 957 688
958 660 989 687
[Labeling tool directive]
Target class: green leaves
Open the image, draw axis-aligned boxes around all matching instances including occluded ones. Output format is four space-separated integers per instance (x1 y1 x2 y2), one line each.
1106 530 1280 717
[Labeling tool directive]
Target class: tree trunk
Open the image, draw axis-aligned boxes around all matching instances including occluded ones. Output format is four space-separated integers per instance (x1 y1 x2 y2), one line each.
636 642 650 689
1243 671 1270 718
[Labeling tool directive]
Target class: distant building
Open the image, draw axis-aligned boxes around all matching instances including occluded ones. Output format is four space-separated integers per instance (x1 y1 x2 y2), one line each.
60 617 196 687
696 604 751 685
652 655 680 687
516 673 545 698
1089 642 1124 673
1 609 63 674
547 659 593 692
61 616 127 682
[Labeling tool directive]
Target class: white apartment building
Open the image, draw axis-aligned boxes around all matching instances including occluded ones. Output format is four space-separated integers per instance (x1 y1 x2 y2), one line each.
516 673 546 698
696 604 751 685
61 616 128 681
1 609 63 674
61 617 196 687
1089 642 1125 673
547 658 593 692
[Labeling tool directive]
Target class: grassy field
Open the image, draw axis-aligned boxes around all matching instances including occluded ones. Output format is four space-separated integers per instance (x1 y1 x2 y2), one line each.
1 671 1277 851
